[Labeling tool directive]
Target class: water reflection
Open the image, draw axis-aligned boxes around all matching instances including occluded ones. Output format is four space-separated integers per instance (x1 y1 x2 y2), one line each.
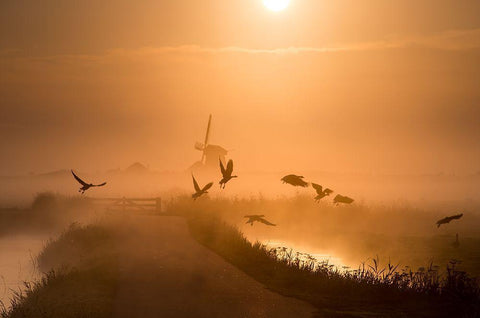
0 235 45 307
263 240 346 269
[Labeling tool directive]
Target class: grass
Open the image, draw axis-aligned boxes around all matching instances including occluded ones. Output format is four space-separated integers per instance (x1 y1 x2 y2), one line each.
1 223 118 318
37 222 115 272
187 212 480 318
2 268 116 318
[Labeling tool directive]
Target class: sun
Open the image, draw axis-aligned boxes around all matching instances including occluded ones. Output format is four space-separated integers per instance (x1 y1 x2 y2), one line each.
263 0 290 12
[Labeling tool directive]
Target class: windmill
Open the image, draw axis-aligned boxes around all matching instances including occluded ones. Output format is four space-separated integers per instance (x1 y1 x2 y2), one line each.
191 114 228 171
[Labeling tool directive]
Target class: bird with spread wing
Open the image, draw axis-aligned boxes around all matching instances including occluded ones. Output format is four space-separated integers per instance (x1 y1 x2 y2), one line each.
192 175 213 200
436 213 463 228
219 159 237 189
71 170 107 194
311 183 334 202
244 215 276 227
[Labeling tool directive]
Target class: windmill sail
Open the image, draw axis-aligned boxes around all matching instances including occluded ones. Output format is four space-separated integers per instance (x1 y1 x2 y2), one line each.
201 114 212 164
191 114 228 171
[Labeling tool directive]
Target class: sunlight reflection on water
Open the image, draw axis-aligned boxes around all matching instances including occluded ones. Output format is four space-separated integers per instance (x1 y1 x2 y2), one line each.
263 240 347 269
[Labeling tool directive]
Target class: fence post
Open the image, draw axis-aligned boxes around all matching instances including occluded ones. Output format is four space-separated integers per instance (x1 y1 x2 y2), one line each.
155 197 162 214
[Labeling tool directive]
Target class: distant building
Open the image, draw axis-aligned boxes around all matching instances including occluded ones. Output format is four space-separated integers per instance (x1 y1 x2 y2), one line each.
125 162 149 174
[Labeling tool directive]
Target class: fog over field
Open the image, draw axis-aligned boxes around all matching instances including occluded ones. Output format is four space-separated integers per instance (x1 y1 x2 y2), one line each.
1 0 480 317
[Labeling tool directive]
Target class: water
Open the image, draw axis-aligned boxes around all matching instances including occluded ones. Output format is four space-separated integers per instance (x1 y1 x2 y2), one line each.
263 240 346 269
0 235 46 308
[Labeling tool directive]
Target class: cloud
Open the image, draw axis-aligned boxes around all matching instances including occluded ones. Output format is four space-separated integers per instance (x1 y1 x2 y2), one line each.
91 28 480 58
2 28 480 66
79 28 480 60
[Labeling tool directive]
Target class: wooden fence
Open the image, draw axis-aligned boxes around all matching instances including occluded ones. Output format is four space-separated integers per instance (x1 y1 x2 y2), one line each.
90 197 162 213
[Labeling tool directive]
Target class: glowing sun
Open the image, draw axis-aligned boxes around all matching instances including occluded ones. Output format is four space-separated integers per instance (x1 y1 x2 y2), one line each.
263 0 290 12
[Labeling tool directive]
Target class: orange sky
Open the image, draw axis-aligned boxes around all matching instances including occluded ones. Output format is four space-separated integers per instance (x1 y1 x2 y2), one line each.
1 0 480 175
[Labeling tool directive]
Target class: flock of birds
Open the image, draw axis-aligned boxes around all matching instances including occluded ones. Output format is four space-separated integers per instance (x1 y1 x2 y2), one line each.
189 164 360 227
71 163 465 245
190 159 238 200
277 175 464 245
280 174 354 205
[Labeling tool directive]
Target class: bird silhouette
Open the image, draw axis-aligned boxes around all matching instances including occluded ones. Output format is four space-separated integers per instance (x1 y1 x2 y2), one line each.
436 213 463 228
452 233 460 249
192 175 213 200
281 174 308 187
219 159 237 189
333 194 354 205
244 215 276 226
311 183 334 202
71 170 107 194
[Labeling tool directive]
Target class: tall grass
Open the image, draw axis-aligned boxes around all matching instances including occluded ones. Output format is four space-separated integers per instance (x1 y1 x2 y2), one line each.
188 212 480 317
1 267 116 318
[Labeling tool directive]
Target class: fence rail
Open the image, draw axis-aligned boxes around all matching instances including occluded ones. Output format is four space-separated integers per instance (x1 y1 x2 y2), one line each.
89 197 162 213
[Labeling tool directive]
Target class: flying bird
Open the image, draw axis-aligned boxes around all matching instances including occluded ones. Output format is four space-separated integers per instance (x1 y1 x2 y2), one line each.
324 188 334 196
311 183 334 202
192 175 213 200
333 194 354 205
436 213 463 228
219 159 237 189
71 170 107 194
244 215 276 227
281 174 308 187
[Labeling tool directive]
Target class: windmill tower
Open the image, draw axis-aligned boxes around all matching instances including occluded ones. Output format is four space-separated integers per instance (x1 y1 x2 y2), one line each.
191 114 228 171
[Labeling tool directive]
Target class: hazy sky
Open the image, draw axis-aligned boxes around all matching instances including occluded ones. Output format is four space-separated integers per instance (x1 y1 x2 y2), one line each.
1 0 480 175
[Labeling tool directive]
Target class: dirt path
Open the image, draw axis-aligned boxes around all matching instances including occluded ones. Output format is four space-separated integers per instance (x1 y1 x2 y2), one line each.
112 215 316 318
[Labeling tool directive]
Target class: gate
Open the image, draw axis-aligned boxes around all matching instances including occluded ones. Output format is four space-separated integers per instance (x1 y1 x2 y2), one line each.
90 197 162 213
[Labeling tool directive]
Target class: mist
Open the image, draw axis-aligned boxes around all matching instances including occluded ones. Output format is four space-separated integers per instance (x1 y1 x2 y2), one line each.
1 47 480 176
1 0 480 316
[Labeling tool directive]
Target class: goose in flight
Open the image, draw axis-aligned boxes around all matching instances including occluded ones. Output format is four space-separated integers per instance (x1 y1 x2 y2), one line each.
311 183 334 202
436 213 463 228
71 170 106 194
333 194 354 205
219 159 237 189
192 175 213 200
244 215 276 227
281 174 308 187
